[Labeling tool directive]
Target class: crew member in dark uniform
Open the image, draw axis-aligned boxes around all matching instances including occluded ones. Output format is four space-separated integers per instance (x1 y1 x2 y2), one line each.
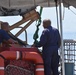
0 22 17 44
33 19 61 75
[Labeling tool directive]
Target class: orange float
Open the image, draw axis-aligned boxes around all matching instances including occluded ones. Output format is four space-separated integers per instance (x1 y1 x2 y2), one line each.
0 51 44 75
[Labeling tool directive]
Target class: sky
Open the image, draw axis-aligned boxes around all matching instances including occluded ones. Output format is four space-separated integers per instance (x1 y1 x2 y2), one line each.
0 5 76 44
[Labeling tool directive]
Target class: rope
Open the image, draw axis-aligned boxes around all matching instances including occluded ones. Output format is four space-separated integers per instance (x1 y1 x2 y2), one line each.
5 65 33 75
0 54 6 60
33 7 43 44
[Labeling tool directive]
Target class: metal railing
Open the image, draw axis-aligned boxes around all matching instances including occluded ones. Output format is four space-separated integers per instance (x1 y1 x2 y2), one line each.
64 39 76 75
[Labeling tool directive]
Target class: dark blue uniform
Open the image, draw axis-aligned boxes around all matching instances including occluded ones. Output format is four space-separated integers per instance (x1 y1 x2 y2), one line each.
35 26 61 75
0 29 10 44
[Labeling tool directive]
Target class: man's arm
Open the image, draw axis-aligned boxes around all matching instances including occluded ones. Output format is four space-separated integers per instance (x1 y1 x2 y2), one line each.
2 30 17 44
34 29 49 47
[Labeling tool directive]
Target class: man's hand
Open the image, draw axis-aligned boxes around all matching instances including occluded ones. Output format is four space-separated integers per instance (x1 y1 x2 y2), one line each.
31 44 35 47
8 38 18 44
12 41 18 44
